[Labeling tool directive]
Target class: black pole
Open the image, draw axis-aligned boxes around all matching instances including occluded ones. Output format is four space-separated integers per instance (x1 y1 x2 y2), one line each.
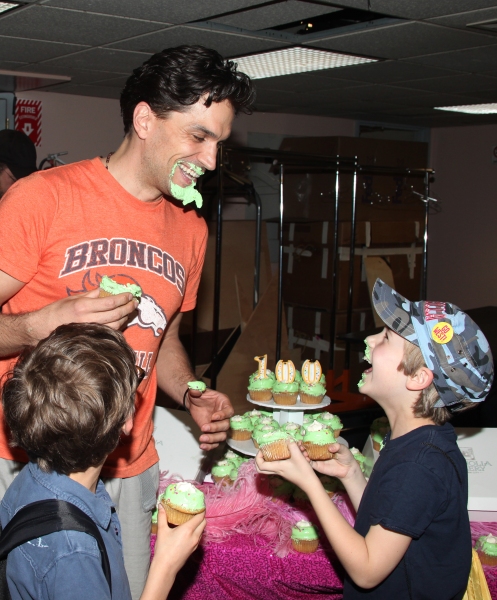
329 157 340 371
345 157 358 370
276 163 284 362
254 189 262 308
211 146 224 389
421 170 430 300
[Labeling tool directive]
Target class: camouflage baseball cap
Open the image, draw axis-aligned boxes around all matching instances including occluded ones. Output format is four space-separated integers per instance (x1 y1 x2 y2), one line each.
372 279 494 410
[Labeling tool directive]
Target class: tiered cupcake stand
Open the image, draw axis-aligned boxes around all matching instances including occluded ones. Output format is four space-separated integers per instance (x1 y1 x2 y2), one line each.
227 394 348 457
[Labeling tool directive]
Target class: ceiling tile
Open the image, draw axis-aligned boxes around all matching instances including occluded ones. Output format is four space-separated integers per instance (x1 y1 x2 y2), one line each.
43 0 265 24
409 44 497 73
0 5 167 46
0 36 87 63
387 74 497 94
318 0 497 20
108 25 285 56
428 7 497 29
309 21 496 60
38 48 150 74
254 72 367 93
212 1 336 31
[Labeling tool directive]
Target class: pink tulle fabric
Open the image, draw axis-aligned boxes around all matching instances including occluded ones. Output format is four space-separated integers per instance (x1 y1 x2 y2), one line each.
470 521 497 587
154 460 355 559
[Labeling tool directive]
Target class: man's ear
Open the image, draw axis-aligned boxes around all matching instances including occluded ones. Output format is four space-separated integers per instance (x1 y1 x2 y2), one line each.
133 102 154 140
406 366 434 391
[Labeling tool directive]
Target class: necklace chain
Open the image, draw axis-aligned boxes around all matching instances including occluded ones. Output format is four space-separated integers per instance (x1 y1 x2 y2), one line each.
105 152 114 170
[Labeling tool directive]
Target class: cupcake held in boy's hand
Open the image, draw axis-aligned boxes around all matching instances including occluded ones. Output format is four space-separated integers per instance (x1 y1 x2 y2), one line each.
161 482 205 526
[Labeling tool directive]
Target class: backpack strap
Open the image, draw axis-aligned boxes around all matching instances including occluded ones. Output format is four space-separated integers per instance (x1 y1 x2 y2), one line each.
0 499 111 595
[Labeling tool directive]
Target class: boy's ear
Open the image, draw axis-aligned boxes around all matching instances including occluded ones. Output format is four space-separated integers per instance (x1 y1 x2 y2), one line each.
406 366 434 391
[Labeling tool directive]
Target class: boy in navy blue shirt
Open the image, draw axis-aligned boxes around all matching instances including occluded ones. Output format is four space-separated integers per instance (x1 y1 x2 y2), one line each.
0 323 205 600
257 279 494 599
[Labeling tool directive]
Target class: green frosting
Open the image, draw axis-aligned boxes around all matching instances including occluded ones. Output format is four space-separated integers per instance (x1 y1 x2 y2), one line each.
248 376 274 391
302 421 336 445
254 417 279 429
258 430 289 447
249 369 275 383
244 409 271 424
317 412 342 430
303 414 317 424
187 381 206 392
99 276 142 298
291 520 318 541
364 340 372 364
299 381 326 397
357 373 366 388
272 380 299 393
211 459 236 478
151 506 158 524
371 431 384 444
169 161 204 208
229 467 238 480
164 482 205 511
476 535 497 556
294 371 303 383
350 447 366 464
223 450 245 467
230 415 253 431
252 424 278 444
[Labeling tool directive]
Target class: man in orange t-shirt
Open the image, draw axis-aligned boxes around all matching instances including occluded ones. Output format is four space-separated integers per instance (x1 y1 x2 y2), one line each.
0 45 255 599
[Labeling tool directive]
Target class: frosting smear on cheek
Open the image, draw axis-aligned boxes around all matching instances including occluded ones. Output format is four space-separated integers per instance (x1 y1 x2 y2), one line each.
169 161 204 208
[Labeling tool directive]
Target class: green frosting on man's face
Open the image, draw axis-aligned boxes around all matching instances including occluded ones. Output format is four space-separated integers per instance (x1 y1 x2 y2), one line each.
169 161 204 208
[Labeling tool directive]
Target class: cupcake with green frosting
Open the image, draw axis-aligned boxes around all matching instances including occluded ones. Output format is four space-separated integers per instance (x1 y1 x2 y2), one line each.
229 415 253 441
187 381 206 392
248 371 274 402
317 412 343 437
370 416 390 451
291 520 319 553
282 422 303 442
350 447 367 473
211 459 237 485
299 379 326 405
255 416 279 429
252 424 278 449
303 414 318 425
272 379 299 406
475 535 497 566
258 430 291 461
223 449 245 468
99 275 142 299
243 409 272 424
302 421 336 461
161 482 205 525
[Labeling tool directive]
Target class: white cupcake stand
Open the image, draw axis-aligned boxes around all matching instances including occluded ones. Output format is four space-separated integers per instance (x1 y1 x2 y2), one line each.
227 394 348 457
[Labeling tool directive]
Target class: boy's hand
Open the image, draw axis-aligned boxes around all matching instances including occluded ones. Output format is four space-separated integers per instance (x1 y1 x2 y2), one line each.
152 504 206 575
306 443 359 480
255 441 315 489
142 505 206 600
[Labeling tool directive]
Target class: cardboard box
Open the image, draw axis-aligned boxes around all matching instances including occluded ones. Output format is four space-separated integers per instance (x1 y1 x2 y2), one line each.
456 428 497 522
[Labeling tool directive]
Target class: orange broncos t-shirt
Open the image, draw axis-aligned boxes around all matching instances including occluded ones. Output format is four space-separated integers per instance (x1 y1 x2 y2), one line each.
0 158 208 478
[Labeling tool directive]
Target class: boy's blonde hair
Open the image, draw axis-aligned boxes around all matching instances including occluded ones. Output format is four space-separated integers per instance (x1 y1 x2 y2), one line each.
398 340 474 425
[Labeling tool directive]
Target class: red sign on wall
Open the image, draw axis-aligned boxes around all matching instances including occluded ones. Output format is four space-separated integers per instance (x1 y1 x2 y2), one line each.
15 99 42 147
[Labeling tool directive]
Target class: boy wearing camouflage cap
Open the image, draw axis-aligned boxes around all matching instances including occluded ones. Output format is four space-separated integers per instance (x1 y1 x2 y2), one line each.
256 278 493 599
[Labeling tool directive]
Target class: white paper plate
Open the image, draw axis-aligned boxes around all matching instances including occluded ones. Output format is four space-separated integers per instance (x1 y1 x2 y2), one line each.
227 435 349 458
246 394 331 410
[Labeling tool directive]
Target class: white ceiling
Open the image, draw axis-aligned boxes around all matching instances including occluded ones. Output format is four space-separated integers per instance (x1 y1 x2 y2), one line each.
1 0 497 127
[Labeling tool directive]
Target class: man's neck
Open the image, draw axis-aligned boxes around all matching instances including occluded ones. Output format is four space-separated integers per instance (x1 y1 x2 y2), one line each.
69 464 104 494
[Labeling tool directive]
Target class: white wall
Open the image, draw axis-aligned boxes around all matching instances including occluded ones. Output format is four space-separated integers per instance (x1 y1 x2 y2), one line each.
16 90 123 165
428 123 497 309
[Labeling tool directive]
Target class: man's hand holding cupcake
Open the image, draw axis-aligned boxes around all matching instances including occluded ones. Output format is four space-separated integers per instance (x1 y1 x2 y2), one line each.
185 381 234 450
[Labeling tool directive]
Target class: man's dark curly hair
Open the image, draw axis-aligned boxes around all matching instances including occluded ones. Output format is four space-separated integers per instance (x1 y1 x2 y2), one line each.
2 323 138 475
120 45 255 134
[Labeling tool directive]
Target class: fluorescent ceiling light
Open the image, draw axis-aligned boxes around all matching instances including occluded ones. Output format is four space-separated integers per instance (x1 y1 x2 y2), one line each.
234 46 377 79
434 103 497 115
0 2 20 14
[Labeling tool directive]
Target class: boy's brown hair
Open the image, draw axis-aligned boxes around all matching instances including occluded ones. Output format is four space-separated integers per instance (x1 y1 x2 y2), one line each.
398 340 473 425
2 323 138 475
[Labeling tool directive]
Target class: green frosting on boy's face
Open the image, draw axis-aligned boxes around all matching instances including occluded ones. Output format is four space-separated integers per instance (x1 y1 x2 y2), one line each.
357 373 366 388
169 161 204 208
364 340 371 364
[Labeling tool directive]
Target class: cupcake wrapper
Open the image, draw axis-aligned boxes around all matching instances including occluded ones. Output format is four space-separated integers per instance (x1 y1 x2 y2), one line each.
292 538 319 554
248 389 273 402
477 550 497 566
252 439 260 449
334 429 342 438
273 392 297 406
372 440 381 452
98 289 114 298
260 439 291 461
212 475 232 486
303 442 334 461
300 393 325 405
150 522 158 535
230 428 252 441
161 500 203 526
